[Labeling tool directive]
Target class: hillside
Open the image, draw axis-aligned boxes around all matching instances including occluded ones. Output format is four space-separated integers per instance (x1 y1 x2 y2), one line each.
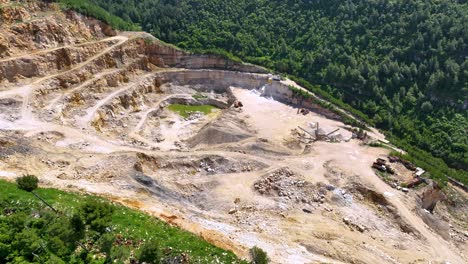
0 179 242 263
1 1 468 263
89 0 468 179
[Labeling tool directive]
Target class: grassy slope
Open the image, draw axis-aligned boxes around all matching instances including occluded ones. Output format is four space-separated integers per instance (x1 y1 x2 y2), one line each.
168 104 218 118
0 179 243 263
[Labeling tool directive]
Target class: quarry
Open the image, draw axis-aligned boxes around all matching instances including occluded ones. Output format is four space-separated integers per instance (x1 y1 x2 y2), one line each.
0 1 467 263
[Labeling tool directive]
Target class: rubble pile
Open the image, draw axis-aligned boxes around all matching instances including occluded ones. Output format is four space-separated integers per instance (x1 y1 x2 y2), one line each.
197 158 255 174
253 168 319 204
41 159 70 168
449 228 468 244
199 160 215 173
231 164 253 172
185 111 204 121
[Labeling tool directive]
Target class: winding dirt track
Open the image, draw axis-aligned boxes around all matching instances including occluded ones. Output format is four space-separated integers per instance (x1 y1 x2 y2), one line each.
45 69 121 110
0 36 124 63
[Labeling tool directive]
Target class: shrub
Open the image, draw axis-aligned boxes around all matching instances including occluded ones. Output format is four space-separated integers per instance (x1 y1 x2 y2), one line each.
80 199 114 234
421 101 433 112
11 229 42 261
369 141 383 147
45 254 66 264
16 175 59 213
138 239 161 264
110 245 131 263
98 233 115 258
69 213 86 243
250 246 269 264
16 175 38 192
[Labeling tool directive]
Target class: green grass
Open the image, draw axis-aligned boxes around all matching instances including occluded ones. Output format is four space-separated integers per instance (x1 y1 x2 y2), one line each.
0 179 244 263
369 142 385 148
376 170 393 184
368 141 395 151
168 104 218 118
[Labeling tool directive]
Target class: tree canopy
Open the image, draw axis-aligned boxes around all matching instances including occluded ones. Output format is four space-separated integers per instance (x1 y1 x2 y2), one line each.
16 175 38 192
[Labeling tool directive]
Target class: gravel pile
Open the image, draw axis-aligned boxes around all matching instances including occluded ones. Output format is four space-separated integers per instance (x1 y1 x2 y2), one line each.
253 168 320 204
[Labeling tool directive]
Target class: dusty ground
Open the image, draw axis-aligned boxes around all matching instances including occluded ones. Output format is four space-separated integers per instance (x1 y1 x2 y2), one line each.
0 1 467 263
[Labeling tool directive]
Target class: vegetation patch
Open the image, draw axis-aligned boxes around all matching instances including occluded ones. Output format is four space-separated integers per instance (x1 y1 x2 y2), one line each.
192 93 208 100
376 170 393 185
53 0 140 31
0 178 243 263
250 246 269 264
168 104 218 118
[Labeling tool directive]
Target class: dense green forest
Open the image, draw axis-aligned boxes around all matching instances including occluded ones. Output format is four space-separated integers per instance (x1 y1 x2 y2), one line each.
58 0 467 183
0 178 243 263
54 0 139 31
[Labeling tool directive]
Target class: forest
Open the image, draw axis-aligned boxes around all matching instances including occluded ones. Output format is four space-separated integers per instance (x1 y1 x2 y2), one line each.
59 0 467 184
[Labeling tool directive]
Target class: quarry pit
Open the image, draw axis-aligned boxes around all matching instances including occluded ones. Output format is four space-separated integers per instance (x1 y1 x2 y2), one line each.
0 1 467 263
